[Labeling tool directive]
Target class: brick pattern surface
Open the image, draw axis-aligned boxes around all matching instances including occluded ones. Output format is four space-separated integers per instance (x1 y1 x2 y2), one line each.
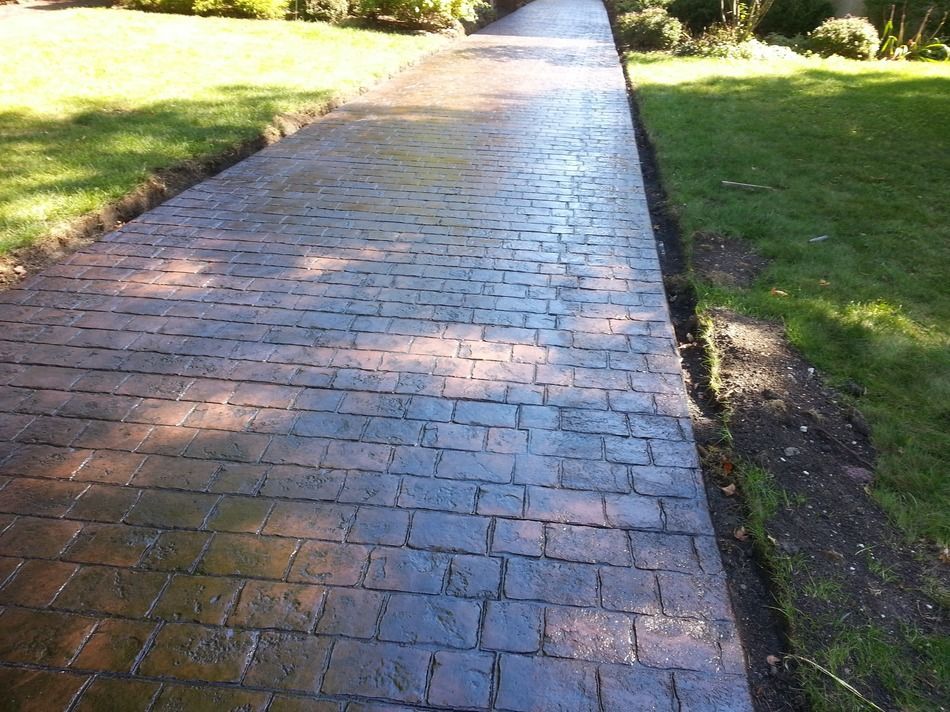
0 0 752 708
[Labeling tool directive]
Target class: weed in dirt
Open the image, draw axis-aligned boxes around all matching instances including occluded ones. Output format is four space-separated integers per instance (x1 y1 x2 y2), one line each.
859 546 899 585
694 311 948 710
800 575 843 603
736 463 782 538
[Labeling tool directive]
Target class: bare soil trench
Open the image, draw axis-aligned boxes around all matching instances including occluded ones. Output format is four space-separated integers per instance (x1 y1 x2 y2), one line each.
629 96 948 710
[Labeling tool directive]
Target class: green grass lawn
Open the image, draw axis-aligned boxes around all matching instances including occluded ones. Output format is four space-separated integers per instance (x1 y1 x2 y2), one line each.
626 54 950 546
626 52 950 711
0 8 446 253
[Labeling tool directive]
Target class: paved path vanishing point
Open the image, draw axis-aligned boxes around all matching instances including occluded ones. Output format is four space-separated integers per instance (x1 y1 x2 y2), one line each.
0 1 753 709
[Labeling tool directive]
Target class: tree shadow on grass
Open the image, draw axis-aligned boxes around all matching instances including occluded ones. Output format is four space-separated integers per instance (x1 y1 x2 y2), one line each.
628 65 950 315
0 84 336 252
629 61 950 541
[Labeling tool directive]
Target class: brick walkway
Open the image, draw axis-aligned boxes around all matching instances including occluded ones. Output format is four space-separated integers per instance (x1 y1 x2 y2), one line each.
0 1 752 709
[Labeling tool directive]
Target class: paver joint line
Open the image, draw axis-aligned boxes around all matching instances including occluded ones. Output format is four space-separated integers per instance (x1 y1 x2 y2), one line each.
0 0 753 709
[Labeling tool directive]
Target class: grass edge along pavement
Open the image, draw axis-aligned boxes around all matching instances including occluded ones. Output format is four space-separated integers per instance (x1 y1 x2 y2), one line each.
624 52 949 710
0 7 448 261
624 53 949 546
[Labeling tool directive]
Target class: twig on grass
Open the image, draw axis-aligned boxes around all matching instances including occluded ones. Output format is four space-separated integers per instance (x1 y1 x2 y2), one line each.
721 180 778 191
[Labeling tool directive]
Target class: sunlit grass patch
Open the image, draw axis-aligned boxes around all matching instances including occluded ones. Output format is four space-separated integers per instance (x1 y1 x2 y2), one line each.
0 8 446 253
626 54 950 546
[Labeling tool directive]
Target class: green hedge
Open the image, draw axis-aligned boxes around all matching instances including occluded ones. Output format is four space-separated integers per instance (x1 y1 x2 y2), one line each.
354 0 480 28
617 8 684 49
193 0 288 18
121 0 290 19
122 0 489 25
121 0 196 14
298 0 349 22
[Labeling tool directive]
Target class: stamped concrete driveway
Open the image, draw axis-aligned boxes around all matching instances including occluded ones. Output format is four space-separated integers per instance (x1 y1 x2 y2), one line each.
0 0 752 709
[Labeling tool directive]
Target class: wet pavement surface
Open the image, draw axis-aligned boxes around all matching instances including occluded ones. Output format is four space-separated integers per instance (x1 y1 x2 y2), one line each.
0 0 752 708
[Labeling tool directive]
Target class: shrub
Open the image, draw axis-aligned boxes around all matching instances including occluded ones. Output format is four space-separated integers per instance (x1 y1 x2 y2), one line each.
610 0 672 13
297 0 349 22
809 16 881 59
617 8 684 50
120 0 292 16
763 31 808 51
678 24 801 57
192 0 289 17
758 0 833 35
461 0 497 30
355 0 479 27
120 0 195 14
